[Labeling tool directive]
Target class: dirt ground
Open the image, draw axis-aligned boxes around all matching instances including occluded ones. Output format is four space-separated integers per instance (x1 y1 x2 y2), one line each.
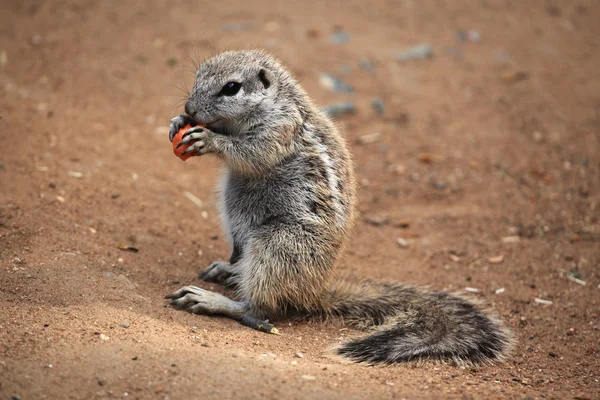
0 0 599 399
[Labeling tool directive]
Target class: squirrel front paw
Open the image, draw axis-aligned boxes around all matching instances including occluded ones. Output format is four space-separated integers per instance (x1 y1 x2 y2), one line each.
169 114 197 142
176 125 214 157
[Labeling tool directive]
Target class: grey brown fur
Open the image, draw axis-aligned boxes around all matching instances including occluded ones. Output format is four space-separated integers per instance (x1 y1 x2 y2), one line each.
166 49 513 365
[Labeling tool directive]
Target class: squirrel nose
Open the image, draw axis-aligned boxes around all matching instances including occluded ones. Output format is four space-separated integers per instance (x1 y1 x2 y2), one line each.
184 101 195 117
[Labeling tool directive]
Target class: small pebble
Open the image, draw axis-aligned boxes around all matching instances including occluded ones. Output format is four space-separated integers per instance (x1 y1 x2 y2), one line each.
56 196 66 203
465 287 480 293
393 43 433 62
298 375 316 381
295 352 304 358
495 288 505 294
359 59 375 72
329 31 350 44
68 171 83 178
291 360 298 365
467 30 481 42
319 72 354 93
119 322 131 328
99 334 110 341
396 237 409 248
501 71 530 84
322 102 356 118
534 298 553 305
371 98 385 117
488 255 504 264
31 35 43 45
356 132 381 145
501 236 520 243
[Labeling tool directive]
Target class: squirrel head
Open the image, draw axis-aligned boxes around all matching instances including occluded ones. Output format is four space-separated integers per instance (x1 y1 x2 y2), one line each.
185 49 305 137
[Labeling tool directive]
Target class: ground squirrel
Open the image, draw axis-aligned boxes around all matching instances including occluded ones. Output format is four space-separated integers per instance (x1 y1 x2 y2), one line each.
166 49 513 364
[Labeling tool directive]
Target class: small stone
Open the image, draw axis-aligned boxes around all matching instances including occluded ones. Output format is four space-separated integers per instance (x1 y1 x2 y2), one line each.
119 322 131 328
321 102 356 119
319 73 354 93
488 255 504 264
68 171 83 178
298 375 316 380
501 71 530 84
96 376 105 386
495 288 505 294
295 352 304 358
364 216 389 226
306 28 320 38
431 180 447 191
534 298 553 305
31 35 43 45
356 132 381 145
385 381 394 386
396 237 409 248
371 98 385 117
467 30 481 42
449 254 460 262
329 30 350 44
393 43 433 62
359 59 375 72
291 360 298 365
418 152 440 164
132 356 138 360
501 236 521 243
465 287 480 293
99 334 110 341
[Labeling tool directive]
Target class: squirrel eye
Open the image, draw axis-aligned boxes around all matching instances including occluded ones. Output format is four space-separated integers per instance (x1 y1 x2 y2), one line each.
220 82 242 96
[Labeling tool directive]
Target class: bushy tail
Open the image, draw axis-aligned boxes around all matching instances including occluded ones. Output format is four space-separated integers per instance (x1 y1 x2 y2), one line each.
327 280 513 365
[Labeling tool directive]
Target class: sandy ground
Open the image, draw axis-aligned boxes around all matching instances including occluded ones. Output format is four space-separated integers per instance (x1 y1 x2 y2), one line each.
0 0 599 399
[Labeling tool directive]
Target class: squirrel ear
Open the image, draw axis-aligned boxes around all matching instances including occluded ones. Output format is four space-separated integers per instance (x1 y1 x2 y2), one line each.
258 68 271 89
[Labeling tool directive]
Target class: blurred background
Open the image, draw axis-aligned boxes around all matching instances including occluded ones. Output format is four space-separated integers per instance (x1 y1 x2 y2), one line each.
0 1 598 399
